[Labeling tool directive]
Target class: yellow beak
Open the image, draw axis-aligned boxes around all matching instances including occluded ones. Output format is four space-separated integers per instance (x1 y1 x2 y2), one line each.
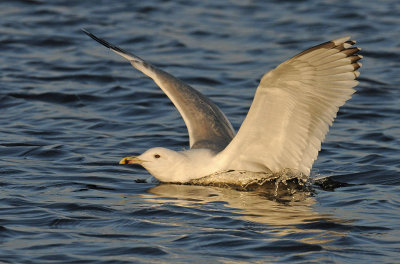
119 156 144 165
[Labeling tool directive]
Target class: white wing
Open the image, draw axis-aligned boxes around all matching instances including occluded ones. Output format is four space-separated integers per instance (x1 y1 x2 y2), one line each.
218 36 362 175
83 30 234 152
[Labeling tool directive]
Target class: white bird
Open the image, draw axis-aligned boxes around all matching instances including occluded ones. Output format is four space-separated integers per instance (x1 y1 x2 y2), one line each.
83 29 362 183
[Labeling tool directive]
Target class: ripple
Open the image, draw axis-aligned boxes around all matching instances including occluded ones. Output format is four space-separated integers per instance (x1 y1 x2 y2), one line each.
8 92 102 105
93 246 168 256
46 203 115 213
251 240 323 253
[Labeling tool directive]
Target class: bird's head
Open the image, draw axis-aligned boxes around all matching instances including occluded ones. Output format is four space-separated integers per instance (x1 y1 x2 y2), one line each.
119 147 186 182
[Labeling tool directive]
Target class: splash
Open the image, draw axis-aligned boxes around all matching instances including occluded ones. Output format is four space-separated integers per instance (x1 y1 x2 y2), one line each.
188 169 311 194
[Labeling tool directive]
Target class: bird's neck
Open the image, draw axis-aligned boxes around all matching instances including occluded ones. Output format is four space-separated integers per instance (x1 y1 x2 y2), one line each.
173 149 221 182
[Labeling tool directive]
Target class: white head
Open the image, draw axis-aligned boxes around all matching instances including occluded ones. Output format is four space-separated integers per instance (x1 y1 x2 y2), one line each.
119 147 187 182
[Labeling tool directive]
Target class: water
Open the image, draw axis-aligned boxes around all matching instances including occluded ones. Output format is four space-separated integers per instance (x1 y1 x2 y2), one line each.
1 0 400 263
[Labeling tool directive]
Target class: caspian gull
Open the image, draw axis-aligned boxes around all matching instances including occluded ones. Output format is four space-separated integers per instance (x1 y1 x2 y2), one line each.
83 29 362 183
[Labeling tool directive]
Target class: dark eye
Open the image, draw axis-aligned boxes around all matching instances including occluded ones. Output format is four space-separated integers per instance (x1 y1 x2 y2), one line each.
154 154 160 159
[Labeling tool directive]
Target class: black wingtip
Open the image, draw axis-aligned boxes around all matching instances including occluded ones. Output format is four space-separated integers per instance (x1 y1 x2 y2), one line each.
82 28 112 49
81 28 94 39
81 28 89 34
81 28 128 54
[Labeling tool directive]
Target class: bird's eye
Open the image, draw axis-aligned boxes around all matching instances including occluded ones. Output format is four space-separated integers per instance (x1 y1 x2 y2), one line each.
154 154 161 159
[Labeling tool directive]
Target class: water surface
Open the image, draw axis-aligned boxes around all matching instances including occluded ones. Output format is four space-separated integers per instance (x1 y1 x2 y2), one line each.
1 0 399 263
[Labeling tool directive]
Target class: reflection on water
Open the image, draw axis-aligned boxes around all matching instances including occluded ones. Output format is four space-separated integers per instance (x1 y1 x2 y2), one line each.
145 184 349 243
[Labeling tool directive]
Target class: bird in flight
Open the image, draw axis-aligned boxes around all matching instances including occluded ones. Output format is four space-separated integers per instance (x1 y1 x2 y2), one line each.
83 29 361 183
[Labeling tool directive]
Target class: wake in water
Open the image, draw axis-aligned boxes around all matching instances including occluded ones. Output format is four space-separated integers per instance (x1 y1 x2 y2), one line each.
138 169 352 202
189 169 311 194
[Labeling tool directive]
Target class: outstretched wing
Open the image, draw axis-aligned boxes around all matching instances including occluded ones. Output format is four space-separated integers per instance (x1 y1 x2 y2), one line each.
218 36 362 175
83 29 234 152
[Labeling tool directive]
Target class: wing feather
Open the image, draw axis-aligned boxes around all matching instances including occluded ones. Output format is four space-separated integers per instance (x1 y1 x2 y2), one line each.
217 37 362 175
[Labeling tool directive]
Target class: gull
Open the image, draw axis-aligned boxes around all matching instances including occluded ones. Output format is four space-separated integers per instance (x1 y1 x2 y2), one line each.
83 29 362 183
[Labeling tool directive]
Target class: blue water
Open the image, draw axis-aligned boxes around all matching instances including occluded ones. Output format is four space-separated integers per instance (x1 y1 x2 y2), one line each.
1 0 400 263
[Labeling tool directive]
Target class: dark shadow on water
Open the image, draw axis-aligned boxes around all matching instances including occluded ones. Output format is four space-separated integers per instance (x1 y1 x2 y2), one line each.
313 177 353 191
